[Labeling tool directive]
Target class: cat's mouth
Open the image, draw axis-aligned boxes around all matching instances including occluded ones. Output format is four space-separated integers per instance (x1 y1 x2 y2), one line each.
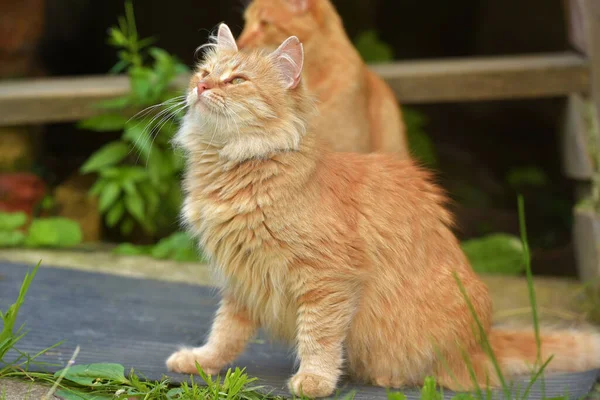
195 93 226 115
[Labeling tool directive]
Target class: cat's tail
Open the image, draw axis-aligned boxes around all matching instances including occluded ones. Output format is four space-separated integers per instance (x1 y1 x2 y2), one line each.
486 327 600 375
439 327 600 390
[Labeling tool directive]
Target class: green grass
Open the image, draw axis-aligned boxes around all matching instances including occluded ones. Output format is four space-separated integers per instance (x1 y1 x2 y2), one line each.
0 197 580 399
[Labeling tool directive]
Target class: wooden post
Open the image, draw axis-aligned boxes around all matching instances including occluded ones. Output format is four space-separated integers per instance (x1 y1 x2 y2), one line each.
563 0 600 280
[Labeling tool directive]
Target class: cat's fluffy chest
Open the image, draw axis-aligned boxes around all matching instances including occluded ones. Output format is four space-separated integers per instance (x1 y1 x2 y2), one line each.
183 155 307 341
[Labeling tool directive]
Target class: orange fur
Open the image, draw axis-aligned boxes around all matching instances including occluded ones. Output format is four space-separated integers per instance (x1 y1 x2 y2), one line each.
166 26 600 398
237 0 408 156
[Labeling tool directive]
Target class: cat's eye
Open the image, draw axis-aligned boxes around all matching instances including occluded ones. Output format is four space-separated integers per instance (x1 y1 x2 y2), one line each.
229 77 246 85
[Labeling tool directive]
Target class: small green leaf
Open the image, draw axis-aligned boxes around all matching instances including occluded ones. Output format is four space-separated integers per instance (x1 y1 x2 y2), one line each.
88 180 107 197
419 377 442 400
24 218 83 248
55 389 113 400
106 200 125 227
98 182 121 212
137 36 158 50
354 30 394 63
462 234 525 275
138 182 160 216
108 26 127 45
0 230 26 247
115 166 149 184
93 96 130 110
148 147 171 183
129 66 155 102
124 190 145 224
108 59 129 74
122 122 151 160
0 212 27 231
404 107 437 168
77 114 128 132
54 363 128 386
113 242 152 256
120 218 135 236
150 231 200 262
80 142 130 174
386 391 408 400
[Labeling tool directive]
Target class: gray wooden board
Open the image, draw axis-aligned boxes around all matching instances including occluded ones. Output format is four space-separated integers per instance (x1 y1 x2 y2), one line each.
0 262 597 399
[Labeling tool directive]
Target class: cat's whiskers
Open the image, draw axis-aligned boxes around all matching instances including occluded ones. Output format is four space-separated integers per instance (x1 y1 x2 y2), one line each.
128 96 186 124
130 99 188 165
125 97 187 161
143 102 189 167
224 104 243 143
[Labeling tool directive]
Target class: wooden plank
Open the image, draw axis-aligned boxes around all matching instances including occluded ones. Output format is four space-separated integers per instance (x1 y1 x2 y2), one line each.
372 52 590 103
564 0 587 53
562 94 595 179
0 52 591 126
582 0 600 124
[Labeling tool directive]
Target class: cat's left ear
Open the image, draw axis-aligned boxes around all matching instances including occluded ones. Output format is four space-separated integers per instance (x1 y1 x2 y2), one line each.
216 23 238 52
271 36 304 89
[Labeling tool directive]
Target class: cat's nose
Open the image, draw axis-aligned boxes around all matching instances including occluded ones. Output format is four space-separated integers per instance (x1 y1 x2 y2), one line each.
197 81 211 95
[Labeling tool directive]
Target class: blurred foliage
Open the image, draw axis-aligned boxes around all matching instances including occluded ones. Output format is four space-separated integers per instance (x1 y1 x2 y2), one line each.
0 211 82 248
506 166 549 188
462 233 525 275
353 30 437 168
354 31 394 64
577 99 600 214
403 109 438 168
79 1 188 238
113 231 205 262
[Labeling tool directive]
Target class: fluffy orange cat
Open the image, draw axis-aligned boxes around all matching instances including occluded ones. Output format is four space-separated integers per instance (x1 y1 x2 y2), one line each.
166 24 600 398
237 0 408 156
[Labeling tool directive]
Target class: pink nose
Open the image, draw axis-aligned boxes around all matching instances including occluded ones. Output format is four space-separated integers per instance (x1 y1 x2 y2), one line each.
197 81 211 95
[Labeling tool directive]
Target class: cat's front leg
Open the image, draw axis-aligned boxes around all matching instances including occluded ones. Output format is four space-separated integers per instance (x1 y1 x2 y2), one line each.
166 296 257 375
288 282 358 398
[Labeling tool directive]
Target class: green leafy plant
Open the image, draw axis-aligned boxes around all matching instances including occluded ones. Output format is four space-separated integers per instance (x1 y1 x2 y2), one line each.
0 212 82 249
113 231 205 263
461 233 525 275
79 0 189 238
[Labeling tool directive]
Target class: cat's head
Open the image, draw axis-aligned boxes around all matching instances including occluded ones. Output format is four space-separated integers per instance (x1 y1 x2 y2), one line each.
237 0 334 50
176 24 314 161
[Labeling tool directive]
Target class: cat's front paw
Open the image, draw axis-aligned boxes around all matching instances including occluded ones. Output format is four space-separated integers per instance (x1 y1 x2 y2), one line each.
166 347 225 375
288 372 336 398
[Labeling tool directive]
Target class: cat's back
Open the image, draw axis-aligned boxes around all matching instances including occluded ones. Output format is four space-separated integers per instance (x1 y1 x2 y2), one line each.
320 151 451 224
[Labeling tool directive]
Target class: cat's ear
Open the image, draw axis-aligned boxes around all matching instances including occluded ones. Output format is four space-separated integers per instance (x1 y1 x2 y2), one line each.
286 0 311 13
271 36 304 89
216 23 238 52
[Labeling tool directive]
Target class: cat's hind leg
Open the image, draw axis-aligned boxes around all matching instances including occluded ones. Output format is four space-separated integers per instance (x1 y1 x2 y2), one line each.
166 296 257 375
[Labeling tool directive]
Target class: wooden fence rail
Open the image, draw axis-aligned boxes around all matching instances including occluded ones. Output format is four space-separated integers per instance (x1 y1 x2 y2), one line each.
0 52 590 126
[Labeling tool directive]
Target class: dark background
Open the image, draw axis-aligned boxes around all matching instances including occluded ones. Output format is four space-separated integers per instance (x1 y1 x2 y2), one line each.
38 0 576 276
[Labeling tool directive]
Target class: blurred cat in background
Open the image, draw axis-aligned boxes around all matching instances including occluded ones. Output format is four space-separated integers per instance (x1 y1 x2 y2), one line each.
237 0 409 156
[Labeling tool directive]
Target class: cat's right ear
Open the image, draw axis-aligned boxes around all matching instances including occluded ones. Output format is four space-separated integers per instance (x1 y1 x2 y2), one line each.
271 36 304 89
216 23 238 52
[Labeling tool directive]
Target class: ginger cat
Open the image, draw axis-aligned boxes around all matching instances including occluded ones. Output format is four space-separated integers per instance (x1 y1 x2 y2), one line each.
166 25 600 398
237 0 408 156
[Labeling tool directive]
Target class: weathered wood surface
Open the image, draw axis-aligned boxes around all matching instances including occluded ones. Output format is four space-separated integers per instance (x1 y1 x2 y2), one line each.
562 94 595 180
0 52 591 126
0 247 594 325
